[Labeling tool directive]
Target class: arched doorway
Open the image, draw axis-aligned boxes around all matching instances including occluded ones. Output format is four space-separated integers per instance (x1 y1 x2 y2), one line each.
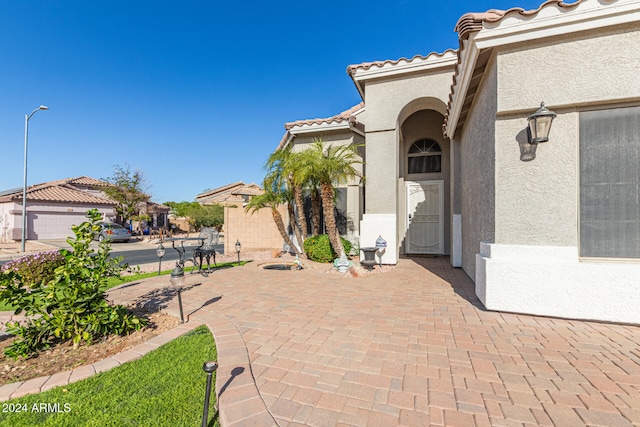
398 109 450 255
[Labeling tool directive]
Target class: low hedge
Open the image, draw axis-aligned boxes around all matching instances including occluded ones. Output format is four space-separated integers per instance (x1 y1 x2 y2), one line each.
0 250 65 288
304 234 352 263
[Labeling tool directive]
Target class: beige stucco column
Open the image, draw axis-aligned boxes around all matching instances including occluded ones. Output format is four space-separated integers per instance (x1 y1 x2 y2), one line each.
360 129 398 263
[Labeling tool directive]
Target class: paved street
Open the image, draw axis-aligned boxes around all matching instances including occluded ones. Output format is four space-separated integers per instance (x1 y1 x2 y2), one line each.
0 239 224 269
102 255 640 427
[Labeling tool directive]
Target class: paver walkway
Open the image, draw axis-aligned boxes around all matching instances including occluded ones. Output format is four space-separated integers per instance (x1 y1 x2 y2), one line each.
103 256 640 426
3 256 639 426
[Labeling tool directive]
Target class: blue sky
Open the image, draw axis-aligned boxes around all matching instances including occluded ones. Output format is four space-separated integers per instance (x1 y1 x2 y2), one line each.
1 0 544 203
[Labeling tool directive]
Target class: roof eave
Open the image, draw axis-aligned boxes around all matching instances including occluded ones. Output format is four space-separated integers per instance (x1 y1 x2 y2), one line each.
445 0 639 139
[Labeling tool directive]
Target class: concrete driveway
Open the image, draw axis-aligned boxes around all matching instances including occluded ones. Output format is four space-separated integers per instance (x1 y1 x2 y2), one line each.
107 256 640 427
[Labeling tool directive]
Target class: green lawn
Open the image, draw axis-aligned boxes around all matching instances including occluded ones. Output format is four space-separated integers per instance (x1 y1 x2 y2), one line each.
0 325 219 427
104 260 248 291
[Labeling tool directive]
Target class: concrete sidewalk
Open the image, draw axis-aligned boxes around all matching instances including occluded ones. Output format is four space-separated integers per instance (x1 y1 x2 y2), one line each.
105 256 640 427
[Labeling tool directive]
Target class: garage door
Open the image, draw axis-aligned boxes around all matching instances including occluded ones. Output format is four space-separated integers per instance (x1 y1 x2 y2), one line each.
27 212 88 240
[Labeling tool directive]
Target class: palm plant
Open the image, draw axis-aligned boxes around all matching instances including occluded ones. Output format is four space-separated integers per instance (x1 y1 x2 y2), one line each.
265 146 308 255
298 139 363 257
244 177 301 255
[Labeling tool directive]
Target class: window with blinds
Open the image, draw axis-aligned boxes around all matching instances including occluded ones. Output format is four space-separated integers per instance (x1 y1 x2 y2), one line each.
580 105 640 258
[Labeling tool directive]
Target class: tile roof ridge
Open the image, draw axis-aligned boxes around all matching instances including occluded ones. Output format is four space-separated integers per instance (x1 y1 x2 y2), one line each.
346 50 457 76
284 102 365 130
196 182 246 199
455 0 586 40
24 185 115 204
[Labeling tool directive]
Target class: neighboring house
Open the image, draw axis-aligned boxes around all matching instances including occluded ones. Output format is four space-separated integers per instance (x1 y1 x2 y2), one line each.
195 182 262 206
0 176 116 241
277 0 640 324
0 176 170 241
138 201 170 229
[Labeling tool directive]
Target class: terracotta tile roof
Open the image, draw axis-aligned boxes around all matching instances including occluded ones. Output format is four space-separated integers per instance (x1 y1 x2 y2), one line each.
444 0 586 137
346 51 457 76
276 103 365 152
454 0 585 40
65 176 110 187
284 103 365 130
0 176 115 205
3 184 114 205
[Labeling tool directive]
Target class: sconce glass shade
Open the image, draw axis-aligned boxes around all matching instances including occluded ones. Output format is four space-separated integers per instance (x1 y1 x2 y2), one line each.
527 102 557 143
156 243 165 258
170 266 185 288
235 239 241 253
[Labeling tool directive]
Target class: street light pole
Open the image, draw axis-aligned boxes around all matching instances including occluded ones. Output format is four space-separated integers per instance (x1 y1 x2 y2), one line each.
21 105 49 253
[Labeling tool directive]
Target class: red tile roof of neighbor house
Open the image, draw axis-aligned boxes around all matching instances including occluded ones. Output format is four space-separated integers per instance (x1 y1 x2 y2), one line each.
0 183 113 205
0 176 115 205
443 0 587 136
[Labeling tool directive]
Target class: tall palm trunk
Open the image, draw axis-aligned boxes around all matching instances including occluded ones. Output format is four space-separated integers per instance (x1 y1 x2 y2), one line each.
292 184 308 239
287 202 305 256
320 182 344 257
272 207 300 255
310 188 322 236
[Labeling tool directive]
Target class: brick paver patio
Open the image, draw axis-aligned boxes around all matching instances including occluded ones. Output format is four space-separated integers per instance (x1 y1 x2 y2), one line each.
102 256 640 426
98 257 640 425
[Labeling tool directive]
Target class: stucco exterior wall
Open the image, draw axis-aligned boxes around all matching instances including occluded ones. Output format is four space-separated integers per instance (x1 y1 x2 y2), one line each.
497 25 640 113
291 131 364 184
459 60 497 278
476 20 640 324
362 130 398 215
494 113 578 245
364 71 454 132
494 25 640 246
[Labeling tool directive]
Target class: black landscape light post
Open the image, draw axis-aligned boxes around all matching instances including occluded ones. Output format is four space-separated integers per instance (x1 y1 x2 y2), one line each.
170 265 185 323
201 361 218 427
235 239 241 263
156 243 165 276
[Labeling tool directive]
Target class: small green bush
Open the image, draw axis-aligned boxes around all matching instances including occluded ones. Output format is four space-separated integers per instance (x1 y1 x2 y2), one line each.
0 250 65 288
304 234 352 263
0 209 146 359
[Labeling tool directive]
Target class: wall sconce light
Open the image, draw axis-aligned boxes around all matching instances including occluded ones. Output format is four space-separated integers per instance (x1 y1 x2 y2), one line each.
527 102 556 143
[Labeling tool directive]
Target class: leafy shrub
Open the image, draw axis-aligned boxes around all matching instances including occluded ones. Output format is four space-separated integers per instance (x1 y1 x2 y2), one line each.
0 250 65 288
303 234 352 263
0 209 147 359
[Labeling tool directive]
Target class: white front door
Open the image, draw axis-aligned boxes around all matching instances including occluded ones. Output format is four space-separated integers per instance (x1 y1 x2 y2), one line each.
406 181 444 254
